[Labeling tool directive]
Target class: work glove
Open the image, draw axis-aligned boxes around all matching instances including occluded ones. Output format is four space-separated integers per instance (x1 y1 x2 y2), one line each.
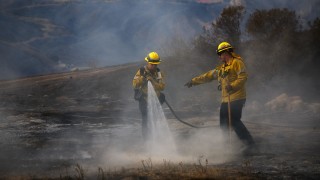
146 76 154 81
141 76 148 85
184 80 193 88
225 84 233 93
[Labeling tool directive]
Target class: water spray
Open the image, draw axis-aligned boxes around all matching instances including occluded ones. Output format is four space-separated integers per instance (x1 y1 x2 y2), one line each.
146 81 177 156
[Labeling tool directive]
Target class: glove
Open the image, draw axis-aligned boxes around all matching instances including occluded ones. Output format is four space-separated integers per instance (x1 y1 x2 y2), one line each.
225 84 233 93
184 80 193 88
145 75 154 82
141 76 148 85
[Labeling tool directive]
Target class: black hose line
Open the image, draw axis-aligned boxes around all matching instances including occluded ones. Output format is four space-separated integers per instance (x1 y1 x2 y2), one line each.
164 99 211 129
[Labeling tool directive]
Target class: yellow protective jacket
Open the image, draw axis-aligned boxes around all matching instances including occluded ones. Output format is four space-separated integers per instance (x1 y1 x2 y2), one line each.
191 55 247 103
132 66 165 99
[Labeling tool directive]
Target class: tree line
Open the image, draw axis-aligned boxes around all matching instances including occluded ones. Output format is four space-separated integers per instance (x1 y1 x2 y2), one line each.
191 6 320 87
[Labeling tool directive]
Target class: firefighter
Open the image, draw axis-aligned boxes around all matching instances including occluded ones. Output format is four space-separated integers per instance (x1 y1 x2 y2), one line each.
132 52 165 141
185 42 255 150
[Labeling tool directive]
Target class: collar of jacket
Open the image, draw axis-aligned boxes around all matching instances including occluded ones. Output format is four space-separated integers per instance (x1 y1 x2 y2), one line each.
223 58 234 67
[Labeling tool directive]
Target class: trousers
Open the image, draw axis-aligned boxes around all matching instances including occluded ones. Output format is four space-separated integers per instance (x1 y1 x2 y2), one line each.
139 99 148 141
220 99 254 146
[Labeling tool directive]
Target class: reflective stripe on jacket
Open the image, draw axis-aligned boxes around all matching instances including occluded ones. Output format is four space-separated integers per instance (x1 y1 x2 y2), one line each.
132 66 165 99
191 56 247 103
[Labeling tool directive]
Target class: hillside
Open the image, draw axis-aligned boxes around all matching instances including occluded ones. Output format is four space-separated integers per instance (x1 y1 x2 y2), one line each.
0 0 222 80
1 0 319 80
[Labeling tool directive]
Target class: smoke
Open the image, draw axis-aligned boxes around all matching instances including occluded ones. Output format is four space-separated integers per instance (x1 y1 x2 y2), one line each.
93 67 238 170
196 0 223 4
264 93 320 113
229 0 245 6
1 0 319 79
175 125 241 163
0 0 221 80
94 116 239 169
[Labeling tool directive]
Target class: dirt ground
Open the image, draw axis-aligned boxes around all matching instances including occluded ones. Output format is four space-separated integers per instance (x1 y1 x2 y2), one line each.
0 65 319 179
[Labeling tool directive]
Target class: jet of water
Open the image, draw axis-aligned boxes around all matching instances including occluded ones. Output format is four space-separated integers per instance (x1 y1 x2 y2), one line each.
147 81 177 157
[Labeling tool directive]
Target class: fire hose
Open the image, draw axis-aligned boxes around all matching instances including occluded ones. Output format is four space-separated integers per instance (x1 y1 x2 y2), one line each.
144 79 211 129
164 99 212 129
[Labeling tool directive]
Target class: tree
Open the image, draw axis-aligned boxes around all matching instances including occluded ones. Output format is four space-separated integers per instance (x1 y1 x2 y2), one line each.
193 6 245 55
307 17 320 69
243 9 312 86
213 5 245 47
308 17 320 47
246 8 300 41
192 27 216 57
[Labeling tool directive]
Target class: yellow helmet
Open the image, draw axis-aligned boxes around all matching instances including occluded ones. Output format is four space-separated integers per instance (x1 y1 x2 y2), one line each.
216 42 233 55
145 52 161 64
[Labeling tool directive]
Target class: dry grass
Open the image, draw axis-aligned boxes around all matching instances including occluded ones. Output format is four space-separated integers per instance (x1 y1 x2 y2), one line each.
91 160 257 180
1 159 259 180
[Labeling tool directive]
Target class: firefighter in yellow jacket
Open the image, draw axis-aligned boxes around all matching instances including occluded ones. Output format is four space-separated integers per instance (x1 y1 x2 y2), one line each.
185 42 255 147
132 52 165 140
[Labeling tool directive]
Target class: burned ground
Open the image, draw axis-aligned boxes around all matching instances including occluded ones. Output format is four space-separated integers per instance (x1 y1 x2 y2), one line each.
0 61 319 179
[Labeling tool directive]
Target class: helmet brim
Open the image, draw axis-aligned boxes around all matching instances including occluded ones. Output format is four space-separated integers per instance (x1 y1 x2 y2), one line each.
216 47 233 55
145 57 161 64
